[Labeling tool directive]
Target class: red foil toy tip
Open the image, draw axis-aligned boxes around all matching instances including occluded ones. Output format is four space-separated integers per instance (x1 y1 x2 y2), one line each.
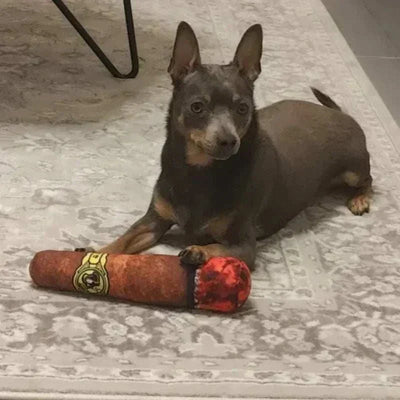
194 257 251 312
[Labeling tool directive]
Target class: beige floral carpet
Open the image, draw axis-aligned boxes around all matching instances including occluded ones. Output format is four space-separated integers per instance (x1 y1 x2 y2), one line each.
1 0 400 399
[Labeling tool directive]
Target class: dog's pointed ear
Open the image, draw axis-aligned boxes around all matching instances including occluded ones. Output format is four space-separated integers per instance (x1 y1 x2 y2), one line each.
233 24 263 81
168 22 201 83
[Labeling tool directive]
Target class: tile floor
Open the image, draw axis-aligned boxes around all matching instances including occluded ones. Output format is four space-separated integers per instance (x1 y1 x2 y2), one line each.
323 0 400 127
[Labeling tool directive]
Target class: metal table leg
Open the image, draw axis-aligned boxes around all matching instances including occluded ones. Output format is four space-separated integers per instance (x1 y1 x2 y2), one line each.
52 0 139 79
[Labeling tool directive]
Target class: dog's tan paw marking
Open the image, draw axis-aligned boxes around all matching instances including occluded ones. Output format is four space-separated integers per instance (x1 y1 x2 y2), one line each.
348 195 370 216
179 245 208 265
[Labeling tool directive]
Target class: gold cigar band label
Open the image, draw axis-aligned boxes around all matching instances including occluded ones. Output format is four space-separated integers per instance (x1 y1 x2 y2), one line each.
73 252 109 295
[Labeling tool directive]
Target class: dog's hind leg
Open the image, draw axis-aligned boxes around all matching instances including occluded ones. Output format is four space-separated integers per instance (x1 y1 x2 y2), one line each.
343 169 372 216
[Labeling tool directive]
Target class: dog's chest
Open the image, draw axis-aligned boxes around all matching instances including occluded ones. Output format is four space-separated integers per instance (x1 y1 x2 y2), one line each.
161 147 251 238
170 180 236 239
172 192 215 231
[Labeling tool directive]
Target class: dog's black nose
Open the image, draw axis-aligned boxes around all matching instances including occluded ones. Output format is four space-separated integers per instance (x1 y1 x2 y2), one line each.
218 137 237 148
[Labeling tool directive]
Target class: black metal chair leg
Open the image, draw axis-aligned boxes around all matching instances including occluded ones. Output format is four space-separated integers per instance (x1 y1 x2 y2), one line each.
52 0 139 79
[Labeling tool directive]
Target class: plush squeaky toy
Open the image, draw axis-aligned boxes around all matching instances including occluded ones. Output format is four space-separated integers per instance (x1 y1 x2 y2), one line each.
29 251 251 313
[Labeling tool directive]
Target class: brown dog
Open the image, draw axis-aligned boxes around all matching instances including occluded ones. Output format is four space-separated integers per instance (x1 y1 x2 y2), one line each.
80 22 371 270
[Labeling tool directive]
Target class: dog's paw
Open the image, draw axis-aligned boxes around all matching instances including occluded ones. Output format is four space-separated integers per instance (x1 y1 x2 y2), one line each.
179 245 208 266
74 247 95 252
347 194 370 216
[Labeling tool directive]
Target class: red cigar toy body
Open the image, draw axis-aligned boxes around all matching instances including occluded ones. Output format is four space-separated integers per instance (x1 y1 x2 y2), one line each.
29 251 251 313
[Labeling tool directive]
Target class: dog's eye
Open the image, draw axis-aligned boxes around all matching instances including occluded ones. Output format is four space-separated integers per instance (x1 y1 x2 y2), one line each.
237 103 249 115
191 102 204 114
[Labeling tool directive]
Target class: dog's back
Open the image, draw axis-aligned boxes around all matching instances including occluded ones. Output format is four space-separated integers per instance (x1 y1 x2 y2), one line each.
255 94 370 236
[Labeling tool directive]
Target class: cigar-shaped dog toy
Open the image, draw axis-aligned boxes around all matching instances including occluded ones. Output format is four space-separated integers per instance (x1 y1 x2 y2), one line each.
29 251 251 313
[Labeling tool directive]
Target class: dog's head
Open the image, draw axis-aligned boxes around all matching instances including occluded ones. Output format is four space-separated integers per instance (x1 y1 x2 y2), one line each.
168 22 263 165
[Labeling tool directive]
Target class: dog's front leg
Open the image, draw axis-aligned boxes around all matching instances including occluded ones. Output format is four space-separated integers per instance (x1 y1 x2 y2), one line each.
179 241 256 270
98 208 173 254
179 219 256 269
78 190 176 254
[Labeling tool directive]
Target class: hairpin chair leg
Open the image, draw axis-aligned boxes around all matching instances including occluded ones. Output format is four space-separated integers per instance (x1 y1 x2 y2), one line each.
52 0 139 78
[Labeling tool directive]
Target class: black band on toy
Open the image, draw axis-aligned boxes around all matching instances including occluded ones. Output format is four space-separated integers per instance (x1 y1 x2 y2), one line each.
185 266 197 309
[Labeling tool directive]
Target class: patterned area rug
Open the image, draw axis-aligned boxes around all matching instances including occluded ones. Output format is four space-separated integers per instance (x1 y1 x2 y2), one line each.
1 0 400 398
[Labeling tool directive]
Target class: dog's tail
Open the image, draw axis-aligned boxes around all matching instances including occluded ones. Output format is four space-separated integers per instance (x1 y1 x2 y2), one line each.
311 87 341 111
